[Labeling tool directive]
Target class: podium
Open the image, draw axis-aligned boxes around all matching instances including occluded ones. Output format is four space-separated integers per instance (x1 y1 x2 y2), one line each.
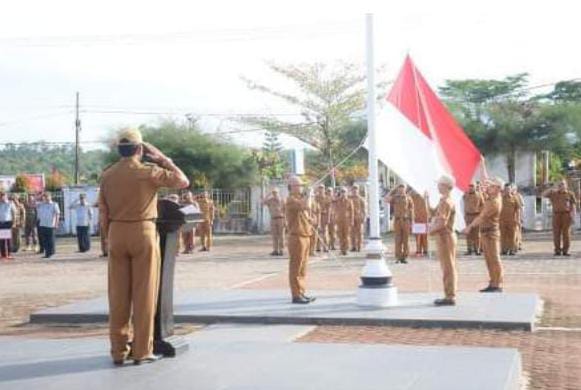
153 199 202 357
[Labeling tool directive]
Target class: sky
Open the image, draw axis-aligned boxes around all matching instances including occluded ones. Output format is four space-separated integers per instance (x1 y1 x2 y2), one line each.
0 0 579 150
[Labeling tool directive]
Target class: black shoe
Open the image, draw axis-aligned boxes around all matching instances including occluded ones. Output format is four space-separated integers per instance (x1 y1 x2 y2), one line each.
400 258 408 264
43 255 52 259
554 250 562 256
134 354 162 365
113 359 125 366
464 251 473 256
270 251 278 256
508 251 515 256
302 295 317 303
291 297 310 304
475 251 481 255
316 249 321 252
341 251 347 255
434 298 456 306
480 286 503 293
501 251 508 255
479 286 494 293
278 251 284 256
562 252 571 257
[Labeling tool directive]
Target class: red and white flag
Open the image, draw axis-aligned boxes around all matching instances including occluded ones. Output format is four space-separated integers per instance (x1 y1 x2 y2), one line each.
374 56 481 226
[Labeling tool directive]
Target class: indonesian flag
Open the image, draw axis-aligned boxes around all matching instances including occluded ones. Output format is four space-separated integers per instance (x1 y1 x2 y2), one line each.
374 56 481 227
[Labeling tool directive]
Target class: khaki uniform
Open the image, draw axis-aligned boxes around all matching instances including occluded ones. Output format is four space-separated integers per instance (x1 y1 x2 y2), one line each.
24 200 38 248
285 194 313 298
265 196 286 254
411 193 429 254
99 157 182 361
430 196 457 299
333 197 354 254
349 195 367 252
181 199 198 253
500 193 521 253
308 200 320 255
11 202 25 252
514 192 524 250
328 197 337 250
545 190 577 254
198 197 215 250
316 194 332 251
463 191 484 253
390 194 414 260
478 194 503 288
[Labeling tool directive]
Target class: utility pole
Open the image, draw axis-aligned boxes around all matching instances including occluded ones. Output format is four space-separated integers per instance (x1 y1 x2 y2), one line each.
74 92 81 185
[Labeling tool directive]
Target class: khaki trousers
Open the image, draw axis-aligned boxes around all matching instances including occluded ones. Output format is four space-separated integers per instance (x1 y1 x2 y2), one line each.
336 221 350 253
182 228 195 252
199 220 213 249
328 222 336 249
553 212 572 253
500 221 517 252
271 218 285 253
481 232 503 288
108 221 160 361
288 234 310 298
350 219 364 251
394 219 410 259
464 214 480 252
436 232 457 299
317 214 329 251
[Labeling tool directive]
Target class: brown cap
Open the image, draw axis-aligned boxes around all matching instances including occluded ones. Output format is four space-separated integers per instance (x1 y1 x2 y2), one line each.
288 176 305 187
117 128 143 145
486 177 505 188
436 174 455 188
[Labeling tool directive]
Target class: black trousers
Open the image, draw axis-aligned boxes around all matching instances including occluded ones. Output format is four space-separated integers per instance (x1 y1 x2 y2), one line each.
38 227 55 257
76 226 90 252
0 221 13 257
37 222 44 252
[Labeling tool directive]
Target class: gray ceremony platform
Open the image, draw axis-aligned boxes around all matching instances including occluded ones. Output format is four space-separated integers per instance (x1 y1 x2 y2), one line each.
0 324 523 390
31 289 541 331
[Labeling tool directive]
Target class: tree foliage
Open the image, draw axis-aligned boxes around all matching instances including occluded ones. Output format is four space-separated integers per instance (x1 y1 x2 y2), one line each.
106 121 259 189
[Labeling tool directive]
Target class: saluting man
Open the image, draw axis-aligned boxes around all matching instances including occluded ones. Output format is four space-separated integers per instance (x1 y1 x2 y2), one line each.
542 179 577 256
99 128 189 365
285 176 316 304
263 188 286 256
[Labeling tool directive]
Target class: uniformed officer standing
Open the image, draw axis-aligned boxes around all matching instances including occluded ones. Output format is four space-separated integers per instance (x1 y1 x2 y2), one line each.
349 185 367 252
315 185 331 252
542 179 577 256
308 192 321 256
23 193 38 252
429 175 457 306
464 178 505 292
263 188 286 256
326 188 337 250
285 176 316 304
463 183 484 255
333 187 354 255
99 128 189 365
385 184 414 263
500 184 521 256
197 191 215 252
180 191 198 254
11 195 25 253
513 186 525 251
410 190 429 256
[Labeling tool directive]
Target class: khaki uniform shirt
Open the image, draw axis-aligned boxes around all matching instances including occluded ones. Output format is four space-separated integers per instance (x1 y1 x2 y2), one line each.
349 195 367 223
479 193 502 232
391 194 414 221
316 194 332 216
24 201 37 227
333 197 353 224
13 203 26 228
411 193 429 223
546 190 577 213
198 198 215 222
463 192 484 215
98 158 182 232
265 196 285 219
285 195 313 237
500 193 520 223
432 196 455 234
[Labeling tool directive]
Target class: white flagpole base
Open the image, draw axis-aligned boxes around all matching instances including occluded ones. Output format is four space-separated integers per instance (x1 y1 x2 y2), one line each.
356 238 399 307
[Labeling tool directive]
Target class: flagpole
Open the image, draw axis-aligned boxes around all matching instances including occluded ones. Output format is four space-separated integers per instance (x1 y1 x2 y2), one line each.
357 13 398 307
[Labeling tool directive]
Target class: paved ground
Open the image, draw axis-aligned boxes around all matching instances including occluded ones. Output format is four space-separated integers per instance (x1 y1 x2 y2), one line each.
0 232 580 389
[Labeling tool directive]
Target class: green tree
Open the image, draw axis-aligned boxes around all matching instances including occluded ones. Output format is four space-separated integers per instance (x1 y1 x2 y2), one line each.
106 121 259 189
239 62 385 185
12 174 32 193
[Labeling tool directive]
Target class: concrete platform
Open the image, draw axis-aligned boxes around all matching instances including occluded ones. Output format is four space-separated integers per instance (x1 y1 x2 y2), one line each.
0 330 522 390
31 289 541 331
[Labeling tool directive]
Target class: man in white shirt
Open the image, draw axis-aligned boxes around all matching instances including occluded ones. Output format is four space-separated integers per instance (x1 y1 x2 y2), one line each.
70 193 93 253
0 192 16 260
36 192 60 259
